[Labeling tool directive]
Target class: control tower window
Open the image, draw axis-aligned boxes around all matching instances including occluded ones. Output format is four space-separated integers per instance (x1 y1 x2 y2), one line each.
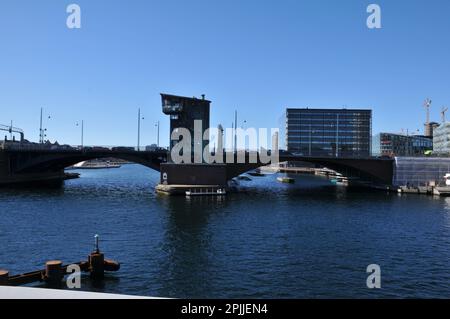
163 99 183 114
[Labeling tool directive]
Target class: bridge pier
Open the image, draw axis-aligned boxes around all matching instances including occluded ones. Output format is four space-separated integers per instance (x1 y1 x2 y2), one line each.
156 163 229 196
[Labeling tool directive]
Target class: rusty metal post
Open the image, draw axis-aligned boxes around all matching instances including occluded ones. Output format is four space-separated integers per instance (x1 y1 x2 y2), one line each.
0 270 9 286
89 252 105 280
45 260 63 287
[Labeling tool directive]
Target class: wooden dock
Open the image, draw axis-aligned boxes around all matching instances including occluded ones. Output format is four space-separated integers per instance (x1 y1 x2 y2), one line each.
397 185 450 196
156 184 228 196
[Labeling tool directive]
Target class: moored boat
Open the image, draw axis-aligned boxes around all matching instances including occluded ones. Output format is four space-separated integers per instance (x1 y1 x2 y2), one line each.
70 161 121 169
277 176 295 184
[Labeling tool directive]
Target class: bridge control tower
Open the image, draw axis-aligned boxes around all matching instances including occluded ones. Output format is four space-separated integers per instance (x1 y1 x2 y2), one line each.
161 93 210 163
158 93 229 194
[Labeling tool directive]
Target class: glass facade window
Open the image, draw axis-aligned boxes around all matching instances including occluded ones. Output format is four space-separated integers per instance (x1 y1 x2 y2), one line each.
433 123 450 155
161 94 210 162
394 157 450 187
286 108 372 158
372 133 432 157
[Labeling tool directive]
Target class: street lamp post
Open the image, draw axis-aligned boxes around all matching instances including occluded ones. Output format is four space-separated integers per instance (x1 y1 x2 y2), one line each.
137 108 144 151
242 120 247 151
155 121 160 147
137 108 141 151
234 110 238 153
76 120 84 148
39 108 42 143
39 108 51 143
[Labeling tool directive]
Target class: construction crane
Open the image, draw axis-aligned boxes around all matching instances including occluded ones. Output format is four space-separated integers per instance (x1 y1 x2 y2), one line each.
0 124 24 141
423 98 432 137
442 107 448 123
424 98 432 125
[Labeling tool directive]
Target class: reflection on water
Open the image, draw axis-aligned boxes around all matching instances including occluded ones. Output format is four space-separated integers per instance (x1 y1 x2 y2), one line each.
1 165 450 298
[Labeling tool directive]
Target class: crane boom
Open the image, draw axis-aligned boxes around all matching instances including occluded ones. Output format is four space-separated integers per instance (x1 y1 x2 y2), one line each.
0 124 24 141
442 107 449 123
423 98 432 125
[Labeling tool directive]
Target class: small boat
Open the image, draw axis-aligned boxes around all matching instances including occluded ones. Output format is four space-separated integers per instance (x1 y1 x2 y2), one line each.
104 259 121 272
72 161 121 169
277 176 295 184
331 177 349 186
434 187 450 196
64 172 80 180
248 172 265 177
259 165 280 174
330 176 361 186
432 173 450 196
444 173 450 186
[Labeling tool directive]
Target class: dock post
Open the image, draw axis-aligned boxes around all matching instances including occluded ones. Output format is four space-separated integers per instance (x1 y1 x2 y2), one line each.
0 270 9 286
89 233 104 279
89 252 105 280
45 261 63 287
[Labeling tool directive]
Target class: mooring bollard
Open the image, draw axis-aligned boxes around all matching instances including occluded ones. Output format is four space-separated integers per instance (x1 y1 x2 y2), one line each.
0 270 9 286
0 234 120 288
45 260 63 287
89 252 105 280
89 234 104 279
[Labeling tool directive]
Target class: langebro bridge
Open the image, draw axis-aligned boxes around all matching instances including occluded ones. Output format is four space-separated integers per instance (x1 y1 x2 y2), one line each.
0 93 394 188
0 143 394 187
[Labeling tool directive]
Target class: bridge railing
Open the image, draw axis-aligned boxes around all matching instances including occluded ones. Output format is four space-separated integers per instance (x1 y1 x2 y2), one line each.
0 141 169 153
1 142 75 151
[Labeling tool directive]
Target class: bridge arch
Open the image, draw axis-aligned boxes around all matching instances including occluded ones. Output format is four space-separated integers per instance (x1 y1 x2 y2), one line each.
225 155 394 185
5 149 394 186
8 150 167 174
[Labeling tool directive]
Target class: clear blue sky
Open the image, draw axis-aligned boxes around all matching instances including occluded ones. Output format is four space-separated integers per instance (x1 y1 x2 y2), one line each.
1 0 449 147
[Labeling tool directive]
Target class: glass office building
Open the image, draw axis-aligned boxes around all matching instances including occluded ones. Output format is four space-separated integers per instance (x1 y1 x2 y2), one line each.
433 122 450 155
286 108 372 158
372 133 433 157
393 157 450 187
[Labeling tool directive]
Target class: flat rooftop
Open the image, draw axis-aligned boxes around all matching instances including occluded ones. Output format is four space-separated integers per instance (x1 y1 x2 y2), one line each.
286 108 371 112
161 93 211 103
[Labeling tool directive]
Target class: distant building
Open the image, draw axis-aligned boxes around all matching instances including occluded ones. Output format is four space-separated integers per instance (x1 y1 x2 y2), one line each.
285 108 372 158
433 123 450 155
424 122 440 138
372 133 432 157
393 157 450 187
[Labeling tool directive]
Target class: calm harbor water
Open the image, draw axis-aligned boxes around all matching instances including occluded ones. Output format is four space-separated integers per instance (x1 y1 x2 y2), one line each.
1 164 450 298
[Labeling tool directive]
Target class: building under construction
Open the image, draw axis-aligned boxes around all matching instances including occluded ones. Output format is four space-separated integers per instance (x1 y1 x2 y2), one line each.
423 98 441 138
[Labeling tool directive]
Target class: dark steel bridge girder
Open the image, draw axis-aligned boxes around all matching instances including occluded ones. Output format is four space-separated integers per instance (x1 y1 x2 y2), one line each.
4 150 394 186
